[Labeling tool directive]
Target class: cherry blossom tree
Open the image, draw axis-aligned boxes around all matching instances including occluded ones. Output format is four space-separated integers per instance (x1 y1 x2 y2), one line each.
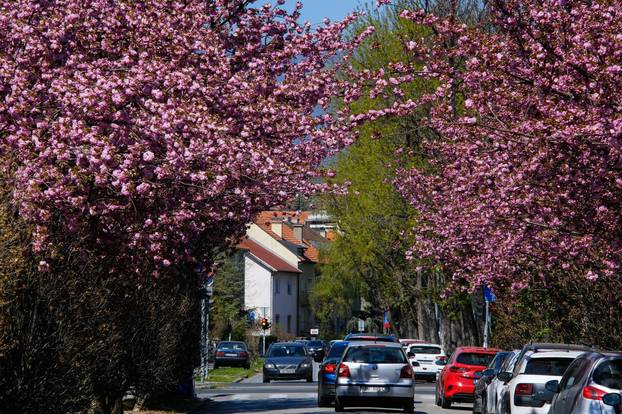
351 0 622 294
0 0 363 276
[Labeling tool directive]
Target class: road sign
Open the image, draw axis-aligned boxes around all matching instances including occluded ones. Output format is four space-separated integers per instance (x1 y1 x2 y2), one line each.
310 328 319 335
383 311 390 329
358 319 365 332
483 285 497 302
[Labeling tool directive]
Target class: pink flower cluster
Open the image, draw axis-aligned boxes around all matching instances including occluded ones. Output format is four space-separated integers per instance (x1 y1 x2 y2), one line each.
349 0 622 294
0 0 365 275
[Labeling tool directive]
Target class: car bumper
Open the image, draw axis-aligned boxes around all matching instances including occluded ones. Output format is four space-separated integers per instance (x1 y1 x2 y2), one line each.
215 357 248 366
510 404 550 414
336 383 415 399
319 382 336 399
263 367 312 380
445 379 476 399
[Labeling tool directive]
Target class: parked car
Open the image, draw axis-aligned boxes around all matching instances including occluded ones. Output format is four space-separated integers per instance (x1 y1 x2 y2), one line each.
436 346 500 408
544 351 622 414
317 340 349 407
485 350 521 414
262 342 313 383
400 338 425 348
214 341 250 369
406 343 447 382
496 343 592 414
343 333 398 343
473 351 514 414
307 340 327 362
334 341 415 413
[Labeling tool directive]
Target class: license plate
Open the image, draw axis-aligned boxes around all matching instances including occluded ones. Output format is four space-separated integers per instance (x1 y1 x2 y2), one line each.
281 369 296 374
225 353 237 357
361 386 387 393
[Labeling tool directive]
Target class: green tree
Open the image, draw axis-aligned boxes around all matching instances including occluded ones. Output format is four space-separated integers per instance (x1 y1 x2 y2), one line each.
210 253 247 342
312 0 484 349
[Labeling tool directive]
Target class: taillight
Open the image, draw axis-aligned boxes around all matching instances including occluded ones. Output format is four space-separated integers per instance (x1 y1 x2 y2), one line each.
582 385 607 400
338 363 350 378
216 351 225 357
450 366 468 373
515 383 534 395
436 356 447 362
400 364 414 379
240 351 249 358
323 363 336 374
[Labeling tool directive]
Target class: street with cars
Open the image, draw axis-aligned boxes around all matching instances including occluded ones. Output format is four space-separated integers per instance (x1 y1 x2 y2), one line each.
201 335 622 414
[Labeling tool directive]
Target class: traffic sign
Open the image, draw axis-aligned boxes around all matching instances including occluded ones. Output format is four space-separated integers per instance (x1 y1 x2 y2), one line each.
310 328 319 335
483 285 497 302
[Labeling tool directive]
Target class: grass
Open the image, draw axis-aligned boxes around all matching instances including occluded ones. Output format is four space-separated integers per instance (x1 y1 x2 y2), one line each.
206 358 263 383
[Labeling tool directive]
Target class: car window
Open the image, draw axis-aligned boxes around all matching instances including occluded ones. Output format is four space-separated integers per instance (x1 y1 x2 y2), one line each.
524 357 574 376
327 343 348 359
218 342 246 350
409 346 442 354
593 359 622 390
269 345 307 357
456 353 496 366
308 341 324 347
344 346 407 364
491 353 511 371
560 358 588 390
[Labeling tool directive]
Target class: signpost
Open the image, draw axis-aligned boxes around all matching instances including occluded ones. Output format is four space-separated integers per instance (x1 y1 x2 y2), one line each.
310 328 319 336
483 286 496 348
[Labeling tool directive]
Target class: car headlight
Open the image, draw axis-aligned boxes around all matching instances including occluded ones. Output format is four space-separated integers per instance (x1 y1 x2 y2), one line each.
300 363 311 368
264 363 276 369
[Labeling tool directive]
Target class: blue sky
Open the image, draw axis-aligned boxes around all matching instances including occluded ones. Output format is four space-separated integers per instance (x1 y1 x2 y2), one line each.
256 0 371 26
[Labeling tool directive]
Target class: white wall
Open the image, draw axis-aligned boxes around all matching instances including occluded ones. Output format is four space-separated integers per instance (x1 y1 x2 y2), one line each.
272 271 299 335
244 253 272 320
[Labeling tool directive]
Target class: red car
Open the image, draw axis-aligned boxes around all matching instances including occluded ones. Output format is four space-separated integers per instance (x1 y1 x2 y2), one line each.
436 346 500 409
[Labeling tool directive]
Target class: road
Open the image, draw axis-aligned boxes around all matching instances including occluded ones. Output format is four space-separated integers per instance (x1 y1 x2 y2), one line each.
196 372 473 414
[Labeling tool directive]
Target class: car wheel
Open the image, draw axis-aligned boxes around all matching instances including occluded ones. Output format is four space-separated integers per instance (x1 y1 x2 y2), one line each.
334 398 345 412
318 395 330 407
244 364 250 370
262 377 270 383
435 385 441 406
441 391 451 409
307 376 313 383
213 364 218 369
403 399 414 413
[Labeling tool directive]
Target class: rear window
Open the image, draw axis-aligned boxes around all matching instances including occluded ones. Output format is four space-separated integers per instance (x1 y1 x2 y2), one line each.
456 353 496 366
409 346 442 355
327 343 348 359
344 346 407 364
593 359 622 389
218 342 246 350
524 357 574 376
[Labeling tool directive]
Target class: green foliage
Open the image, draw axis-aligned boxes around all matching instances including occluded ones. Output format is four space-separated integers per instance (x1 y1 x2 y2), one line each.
211 253 247 341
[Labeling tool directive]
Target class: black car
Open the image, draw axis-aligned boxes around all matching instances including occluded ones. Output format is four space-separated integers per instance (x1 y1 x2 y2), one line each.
214 341 250 369
263 342 313 383
317 340 349 407
473 351 512 414
306 340 327 362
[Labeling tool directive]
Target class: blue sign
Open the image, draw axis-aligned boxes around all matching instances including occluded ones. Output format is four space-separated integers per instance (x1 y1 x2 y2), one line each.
247 311 256 322
483 286 497 302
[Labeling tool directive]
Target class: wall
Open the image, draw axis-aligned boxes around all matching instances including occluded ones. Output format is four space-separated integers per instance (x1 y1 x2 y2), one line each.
243 253 272 323
271 271 299 337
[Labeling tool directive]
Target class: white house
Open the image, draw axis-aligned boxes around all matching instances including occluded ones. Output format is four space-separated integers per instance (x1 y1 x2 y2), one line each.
239 211 333 337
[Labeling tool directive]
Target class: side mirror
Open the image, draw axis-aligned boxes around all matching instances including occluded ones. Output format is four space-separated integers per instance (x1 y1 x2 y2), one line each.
482 368 495 377
474 371 484 379
497 371 513 383
407 352 416 358
603 393 621 407
545 380 560 394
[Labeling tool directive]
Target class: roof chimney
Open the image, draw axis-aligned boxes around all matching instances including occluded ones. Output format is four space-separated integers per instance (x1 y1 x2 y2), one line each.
292 223 304 242
270 218 283 238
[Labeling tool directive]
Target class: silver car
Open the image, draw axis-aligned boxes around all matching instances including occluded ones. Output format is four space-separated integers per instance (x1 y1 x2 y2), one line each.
334 341 415 413
545 352 622 414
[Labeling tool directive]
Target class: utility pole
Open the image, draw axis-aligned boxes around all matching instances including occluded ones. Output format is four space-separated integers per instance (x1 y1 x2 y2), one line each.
200 282 213 383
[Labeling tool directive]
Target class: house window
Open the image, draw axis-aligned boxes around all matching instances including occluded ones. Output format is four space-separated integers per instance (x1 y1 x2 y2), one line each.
287 280 292 295
275 314 280 325
307 278 312 290
274 278 280 294
287 315 292 333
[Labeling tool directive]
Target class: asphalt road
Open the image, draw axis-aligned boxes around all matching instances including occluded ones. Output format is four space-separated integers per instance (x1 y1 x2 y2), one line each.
196 370 473 414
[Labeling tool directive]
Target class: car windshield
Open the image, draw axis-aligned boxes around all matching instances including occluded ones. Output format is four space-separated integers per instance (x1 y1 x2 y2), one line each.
491 352 511 371
218 342 245 350
344 346 407 364
409 346 442 354
456 353 496 366
308 341 324 347
269 345 306 357
524 357 574 376
348 336 396 343
327 343 348 359
593 359 622 389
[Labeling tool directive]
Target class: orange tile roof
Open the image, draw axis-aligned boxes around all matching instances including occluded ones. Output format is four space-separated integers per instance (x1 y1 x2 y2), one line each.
237 238 301 273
